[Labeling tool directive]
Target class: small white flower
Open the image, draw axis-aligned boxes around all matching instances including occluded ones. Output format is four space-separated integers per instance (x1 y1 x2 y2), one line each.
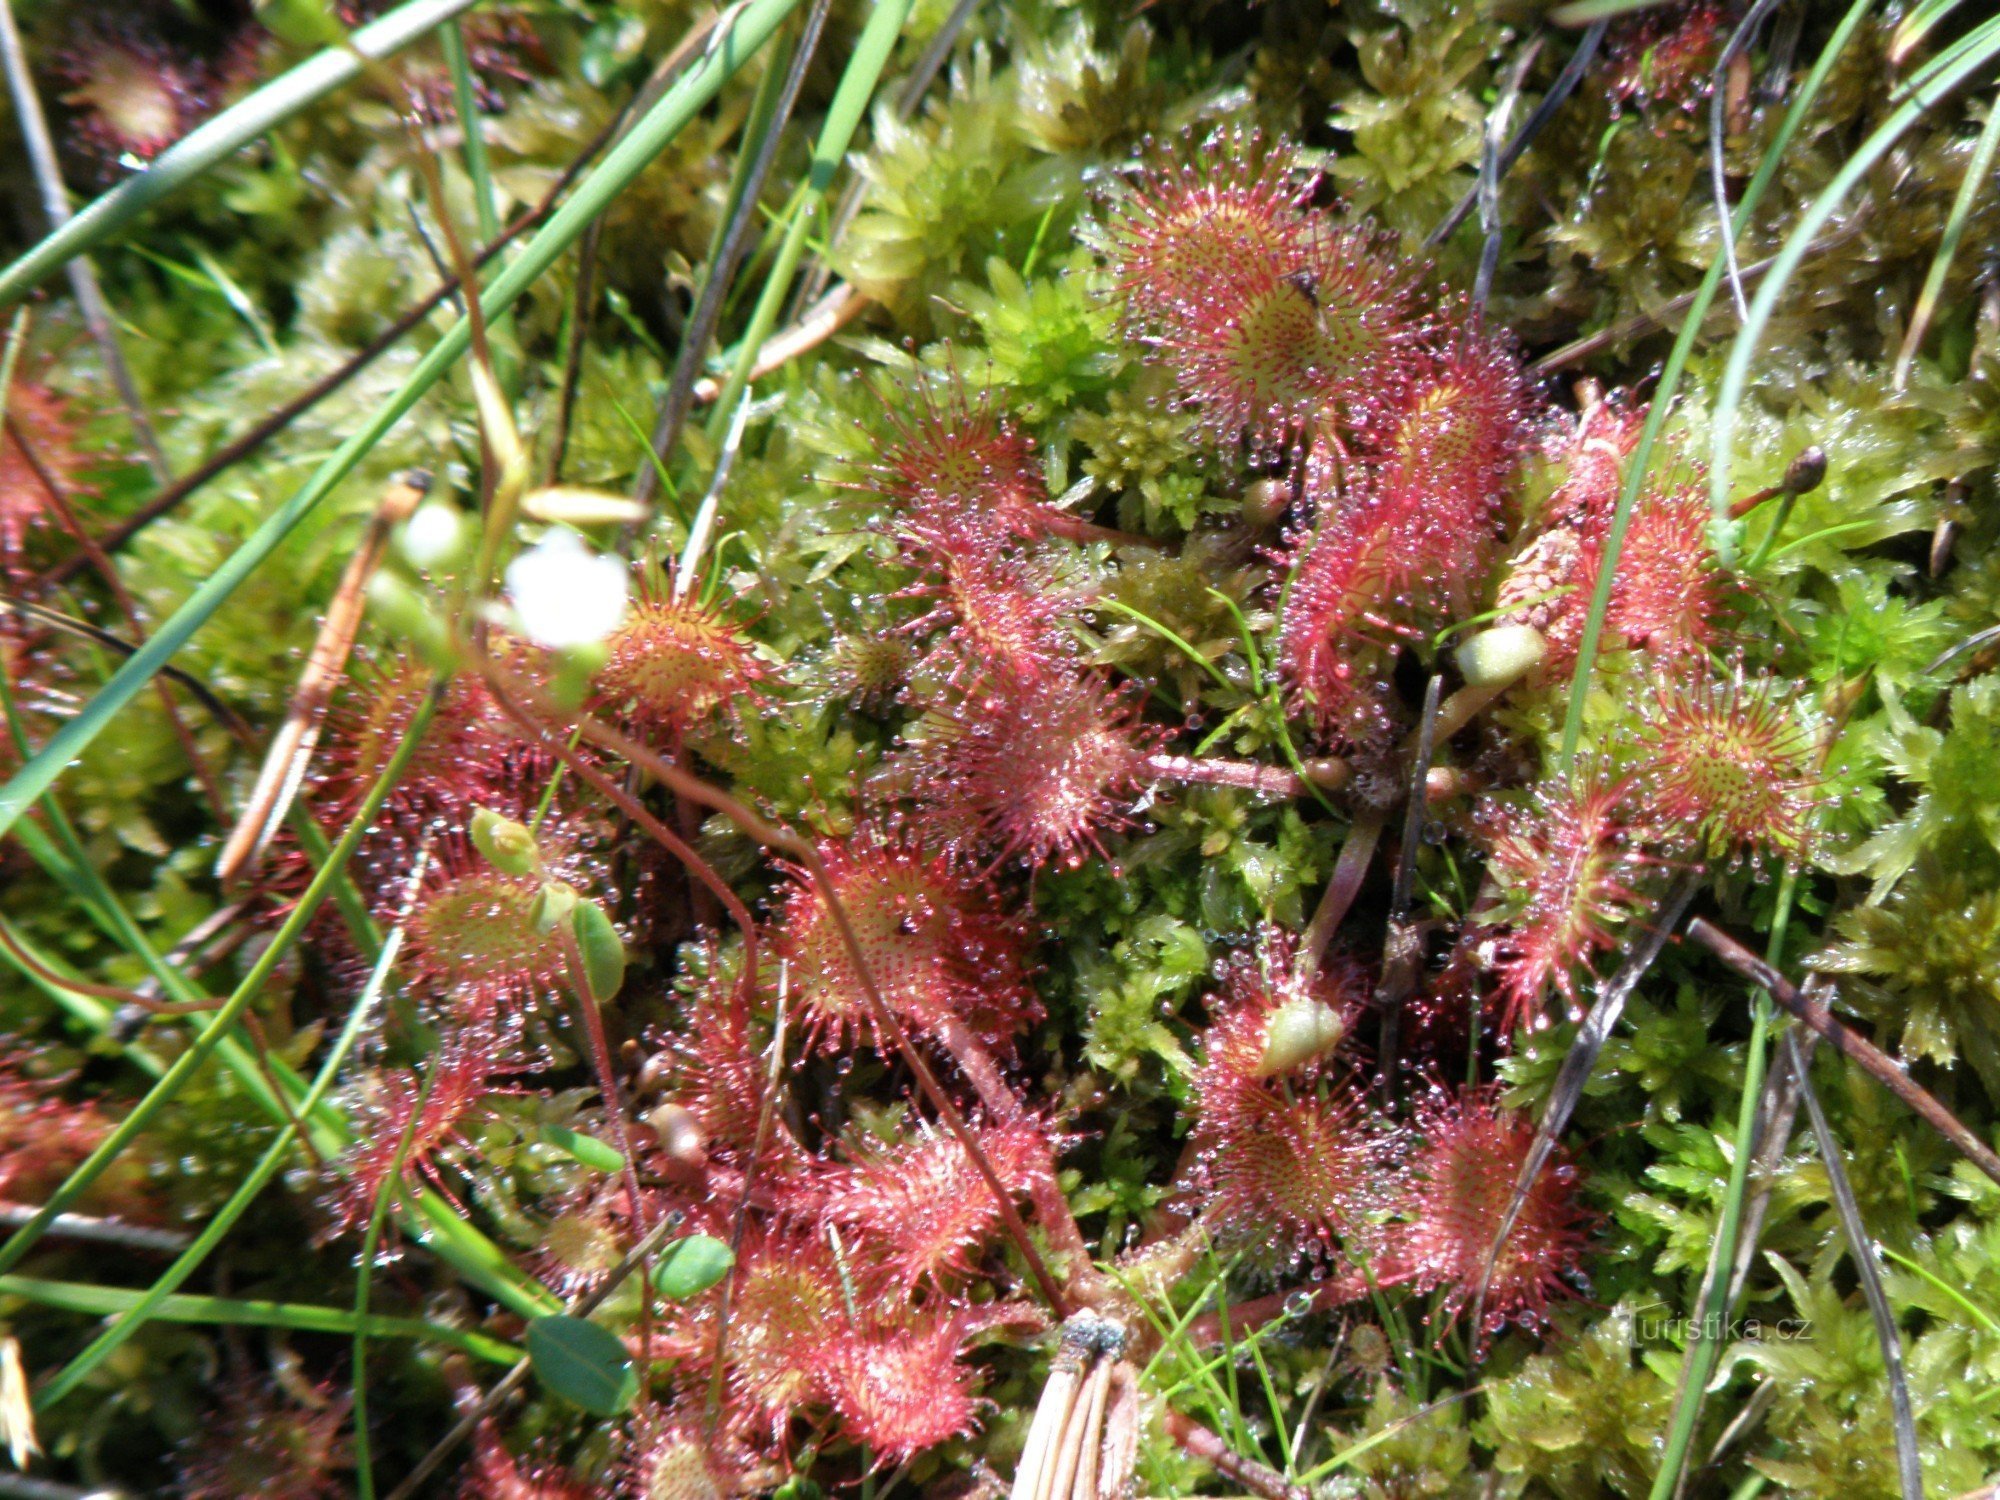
504 530 629 649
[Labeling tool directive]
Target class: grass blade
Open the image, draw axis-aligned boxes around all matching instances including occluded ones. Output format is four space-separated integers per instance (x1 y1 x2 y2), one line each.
0 0 485 309
1892 88 2000 388
0 688 439 1280
700 0 918 441
0 1275 519 1365
1554 0 1876 774
1706 14 2000 537
635 0 833 506
0 0 803 847
30 854 423 1411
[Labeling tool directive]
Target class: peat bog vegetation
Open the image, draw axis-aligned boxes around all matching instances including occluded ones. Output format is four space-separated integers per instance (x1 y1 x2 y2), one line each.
3 0 2000 1494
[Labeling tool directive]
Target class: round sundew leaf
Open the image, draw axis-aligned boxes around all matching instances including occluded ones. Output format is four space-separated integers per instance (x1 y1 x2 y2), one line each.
651 1234 735 1301
526 1314 638 1415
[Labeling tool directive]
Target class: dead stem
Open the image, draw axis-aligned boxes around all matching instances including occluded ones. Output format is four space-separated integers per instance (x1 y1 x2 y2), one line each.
1687 917 2000 1190
215 475 426 884
0 1205 189 1254
1161 1407 1308 1500
544 216 603 486
689 282 871 404
0 598 250 741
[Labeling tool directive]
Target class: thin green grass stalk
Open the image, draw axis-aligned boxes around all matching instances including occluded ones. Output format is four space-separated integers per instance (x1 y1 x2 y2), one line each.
353 1069 442 1499
4 787 371 1128
0 672 309 1131
1208 1280 1257 1459
1707 14 2000 534
289 804 386 963
0 689 439 1280
442 18 515 396
188 242 281 354
0 1275 518 1365
1115 1254 1302 1460
1891 0 1973 62
1243 1307 1295 1475
1880 1245 2000 1335
1123 1260 1225 1386
1896 90 2000 387
1297 1389 1482 1484
1646 1001 1772 1500
443 22 502 247
0 0 804 846
701 0 917 444
1549 0 1675 23
401 1184 558 1315
1091 598 1235 694
1646 869 1797 1500
0 796 306 1128
1554 0 1875 775
0 0 486 308
6 693 552 1319
31 857 425 1410
0 304 27 423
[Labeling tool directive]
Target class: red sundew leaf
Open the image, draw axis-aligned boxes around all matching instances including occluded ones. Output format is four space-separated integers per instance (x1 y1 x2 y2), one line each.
1642 666 1823 864
773 829 1041 1048
1380 1085 1595 1336
814 1115 1060 1290
1101 126 1425 457
1176 932 1389 1266
1479 773 1660 1035
593 569 769 737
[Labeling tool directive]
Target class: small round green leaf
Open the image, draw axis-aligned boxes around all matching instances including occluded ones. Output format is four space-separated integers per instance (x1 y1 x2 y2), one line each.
571 898 626 1003
541 1125 625 1174
651 1234 735 1301
525 1314 637 1415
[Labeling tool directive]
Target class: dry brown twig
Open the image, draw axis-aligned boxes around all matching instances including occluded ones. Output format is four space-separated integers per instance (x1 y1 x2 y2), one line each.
214 474 428 884
1687 917 2000 1190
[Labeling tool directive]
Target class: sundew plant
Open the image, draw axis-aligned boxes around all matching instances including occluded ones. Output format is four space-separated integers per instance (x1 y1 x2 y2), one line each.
3 0 2000 1495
